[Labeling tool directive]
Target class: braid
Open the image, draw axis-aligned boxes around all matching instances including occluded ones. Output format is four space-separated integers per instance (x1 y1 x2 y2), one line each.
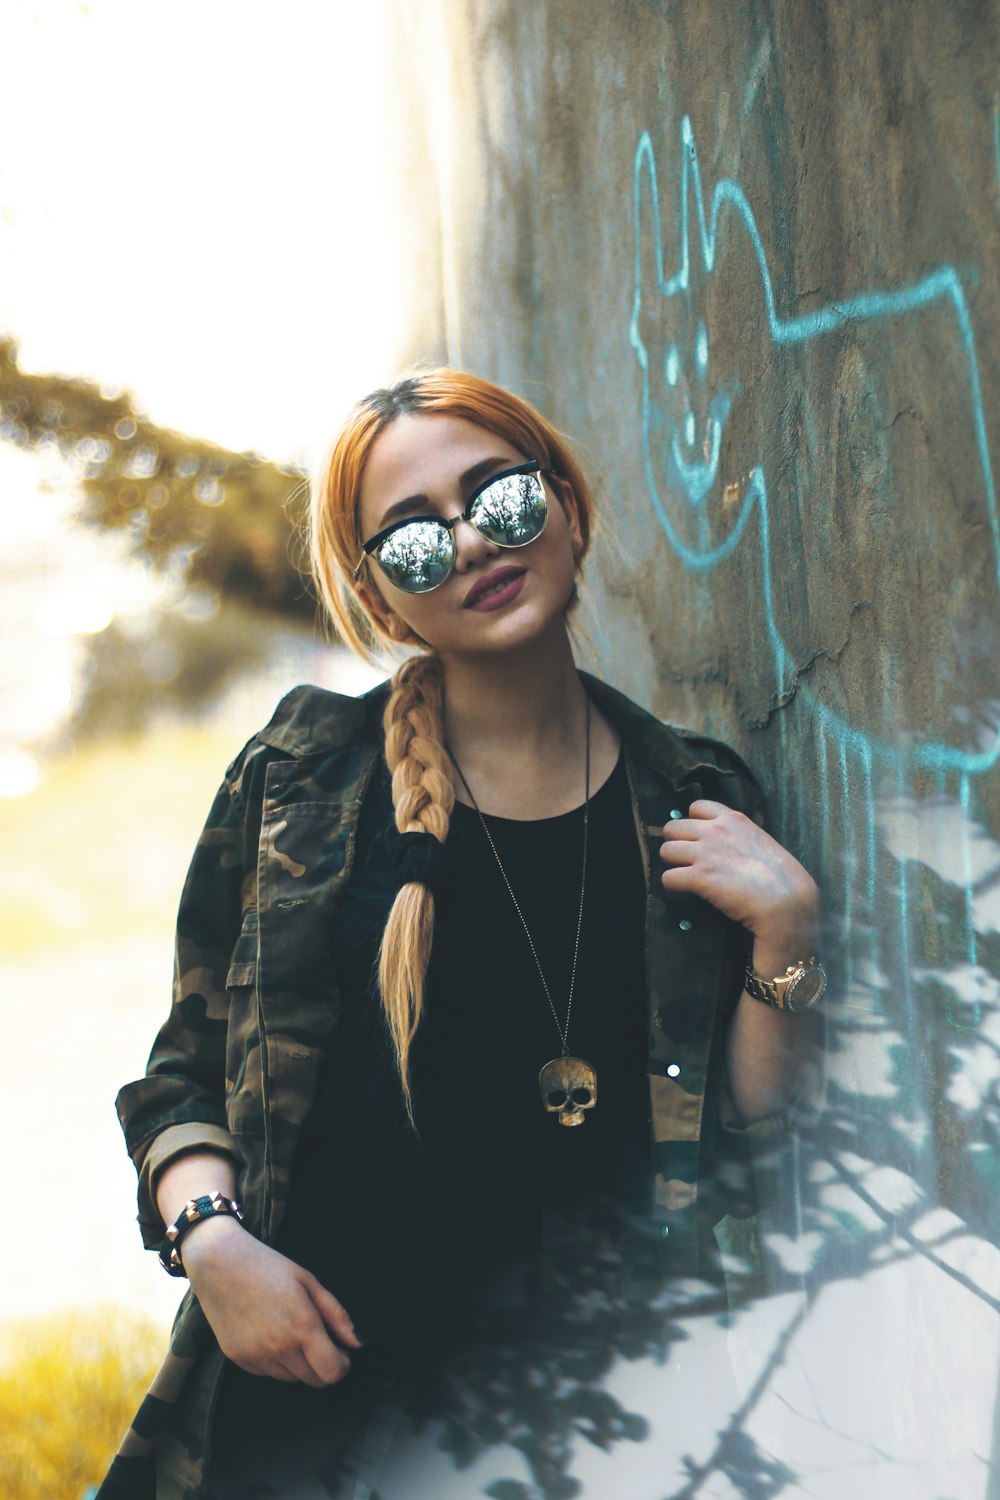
378 652 455 1127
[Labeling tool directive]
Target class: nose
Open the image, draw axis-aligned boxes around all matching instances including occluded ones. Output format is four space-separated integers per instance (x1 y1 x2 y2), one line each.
451 515 501 572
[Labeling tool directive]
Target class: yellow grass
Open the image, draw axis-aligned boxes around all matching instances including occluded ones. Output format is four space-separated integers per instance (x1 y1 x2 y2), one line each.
0 724 238 957
0 1307 164 1500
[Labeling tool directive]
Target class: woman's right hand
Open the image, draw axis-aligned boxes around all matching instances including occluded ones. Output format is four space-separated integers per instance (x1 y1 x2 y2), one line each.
182 1217 363 1386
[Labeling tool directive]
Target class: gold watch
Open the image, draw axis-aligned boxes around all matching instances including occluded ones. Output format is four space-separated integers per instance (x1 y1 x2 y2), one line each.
744 955 826 1013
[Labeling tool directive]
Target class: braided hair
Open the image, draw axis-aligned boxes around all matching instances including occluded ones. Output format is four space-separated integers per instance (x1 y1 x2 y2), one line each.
378 652 454 1125
308 367 595 1121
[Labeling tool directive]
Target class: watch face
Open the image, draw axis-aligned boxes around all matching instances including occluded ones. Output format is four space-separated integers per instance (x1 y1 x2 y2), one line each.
785 965 826 1012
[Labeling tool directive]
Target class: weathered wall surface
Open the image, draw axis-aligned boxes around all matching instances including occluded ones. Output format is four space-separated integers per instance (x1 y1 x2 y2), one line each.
396 1 1000 1489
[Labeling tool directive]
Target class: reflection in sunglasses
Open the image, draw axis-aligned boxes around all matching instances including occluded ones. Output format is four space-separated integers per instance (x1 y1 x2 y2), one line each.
379 523 455 592
372 467 548 594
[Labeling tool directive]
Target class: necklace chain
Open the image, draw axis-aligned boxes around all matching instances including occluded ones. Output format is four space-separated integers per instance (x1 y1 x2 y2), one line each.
446 697 591 1056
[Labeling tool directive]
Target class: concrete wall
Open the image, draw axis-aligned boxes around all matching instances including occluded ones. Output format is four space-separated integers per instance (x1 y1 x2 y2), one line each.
400 0 1000 1102
394 2 1000 1487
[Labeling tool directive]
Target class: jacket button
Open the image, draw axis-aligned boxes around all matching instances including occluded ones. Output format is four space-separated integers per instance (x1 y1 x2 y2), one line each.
678 918 692 931
665 1062 681 1078
669 808 683 820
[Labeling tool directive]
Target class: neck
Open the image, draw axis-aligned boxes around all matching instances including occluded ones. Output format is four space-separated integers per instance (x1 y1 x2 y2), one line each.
433 624 621 819
439 625 588 763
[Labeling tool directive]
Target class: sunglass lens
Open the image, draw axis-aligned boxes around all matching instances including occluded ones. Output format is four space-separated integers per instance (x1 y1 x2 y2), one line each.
377 521 454 593
470 471 548 546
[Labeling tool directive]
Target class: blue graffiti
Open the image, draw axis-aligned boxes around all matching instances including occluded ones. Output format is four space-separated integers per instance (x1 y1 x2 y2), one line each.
630 115 999 1023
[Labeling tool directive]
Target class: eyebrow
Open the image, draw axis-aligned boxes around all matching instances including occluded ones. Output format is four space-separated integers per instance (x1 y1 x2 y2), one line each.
374 455 520 530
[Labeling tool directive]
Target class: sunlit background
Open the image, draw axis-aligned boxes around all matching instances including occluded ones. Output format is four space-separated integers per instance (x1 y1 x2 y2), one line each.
0 0 408 1374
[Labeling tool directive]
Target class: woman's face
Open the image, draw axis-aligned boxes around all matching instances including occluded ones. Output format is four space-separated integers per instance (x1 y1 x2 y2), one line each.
355 412 583 660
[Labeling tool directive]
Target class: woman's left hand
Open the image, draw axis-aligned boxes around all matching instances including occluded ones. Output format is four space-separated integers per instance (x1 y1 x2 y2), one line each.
659 800 820 942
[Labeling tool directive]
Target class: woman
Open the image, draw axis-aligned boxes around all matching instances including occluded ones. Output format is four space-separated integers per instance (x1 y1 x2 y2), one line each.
99 369 822 1500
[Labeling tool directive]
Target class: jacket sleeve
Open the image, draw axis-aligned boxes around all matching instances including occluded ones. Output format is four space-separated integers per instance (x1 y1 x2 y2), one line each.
116 772 248 1251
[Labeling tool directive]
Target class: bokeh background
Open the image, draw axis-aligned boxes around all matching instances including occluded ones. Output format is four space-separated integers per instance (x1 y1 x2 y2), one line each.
2 1 1000 1497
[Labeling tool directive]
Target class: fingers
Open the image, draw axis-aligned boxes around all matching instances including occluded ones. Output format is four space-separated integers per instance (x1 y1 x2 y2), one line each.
202 1248 360 1388
227 1313 353 1388
286 1277 357 1385
686 798 726 818
305 1276 363 1350
660 863 698 890
236 1358 291 1382
660 817 700 872
240 1350 339 1386
300 1331 353 1387
284 1339 351 1388
660 801 742 872
660 808 705 888
660 800 727 836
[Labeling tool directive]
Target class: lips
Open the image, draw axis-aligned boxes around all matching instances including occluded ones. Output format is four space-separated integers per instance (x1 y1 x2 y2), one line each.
463 566 527 608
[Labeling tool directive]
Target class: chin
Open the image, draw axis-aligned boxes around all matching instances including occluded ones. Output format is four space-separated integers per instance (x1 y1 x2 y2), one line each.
459 607 571 658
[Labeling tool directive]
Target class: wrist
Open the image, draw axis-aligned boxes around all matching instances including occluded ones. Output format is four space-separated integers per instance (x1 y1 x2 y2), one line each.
181 1213 249 1272
751 936 819 980
751 901 820 979
159 1190 246 1277
154 1148 240 1231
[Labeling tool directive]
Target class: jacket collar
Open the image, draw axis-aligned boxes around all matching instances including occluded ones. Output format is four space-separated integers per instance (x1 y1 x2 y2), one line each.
255 667 712 789
256 678 388 756
578 672 716 787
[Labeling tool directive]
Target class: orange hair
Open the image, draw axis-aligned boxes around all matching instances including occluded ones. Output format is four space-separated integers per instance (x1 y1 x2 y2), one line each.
309 366 594 663
308 367 595 1126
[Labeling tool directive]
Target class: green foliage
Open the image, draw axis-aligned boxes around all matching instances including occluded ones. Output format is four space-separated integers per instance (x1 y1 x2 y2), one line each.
0 337 316 624
68 601 274 741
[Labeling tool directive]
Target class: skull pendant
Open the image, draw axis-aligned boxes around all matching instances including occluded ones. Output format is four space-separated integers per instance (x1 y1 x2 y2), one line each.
539 1055 598 1126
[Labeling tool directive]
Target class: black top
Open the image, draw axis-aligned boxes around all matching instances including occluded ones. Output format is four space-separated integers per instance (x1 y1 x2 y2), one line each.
209 747 650 1483
277 744 649 1345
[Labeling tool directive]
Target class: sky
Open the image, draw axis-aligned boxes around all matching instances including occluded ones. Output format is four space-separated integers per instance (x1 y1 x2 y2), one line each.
0 0 407 466
0 0 410 770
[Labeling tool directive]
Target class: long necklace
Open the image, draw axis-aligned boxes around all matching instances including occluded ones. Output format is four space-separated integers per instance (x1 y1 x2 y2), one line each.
446 698 598 1126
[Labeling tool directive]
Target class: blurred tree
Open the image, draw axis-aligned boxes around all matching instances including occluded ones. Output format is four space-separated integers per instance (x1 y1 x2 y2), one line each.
0 337 317 626
69 603 275 740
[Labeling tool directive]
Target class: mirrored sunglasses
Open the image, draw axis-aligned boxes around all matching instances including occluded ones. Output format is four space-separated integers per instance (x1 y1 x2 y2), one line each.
354 460 549 594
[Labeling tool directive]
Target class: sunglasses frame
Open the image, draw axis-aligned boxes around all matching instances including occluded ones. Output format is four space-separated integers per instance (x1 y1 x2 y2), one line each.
353 459 550 593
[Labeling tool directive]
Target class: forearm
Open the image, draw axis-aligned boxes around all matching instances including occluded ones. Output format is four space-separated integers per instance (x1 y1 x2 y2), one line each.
656 787 823 1126
154 1148 240 1230
725 919 821 1126
726 990 819 1125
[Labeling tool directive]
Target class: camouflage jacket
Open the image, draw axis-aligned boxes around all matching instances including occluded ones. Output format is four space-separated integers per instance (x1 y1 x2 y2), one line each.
99 670 784 1499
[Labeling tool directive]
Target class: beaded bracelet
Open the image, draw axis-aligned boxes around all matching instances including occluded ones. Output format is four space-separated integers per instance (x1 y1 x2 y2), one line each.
159 1191 245 1277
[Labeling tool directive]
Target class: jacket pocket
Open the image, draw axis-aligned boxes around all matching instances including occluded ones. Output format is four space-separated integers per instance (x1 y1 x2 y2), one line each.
225 908 258 989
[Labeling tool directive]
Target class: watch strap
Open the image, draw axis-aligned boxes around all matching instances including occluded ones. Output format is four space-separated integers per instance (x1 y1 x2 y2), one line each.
744 955 824 1011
